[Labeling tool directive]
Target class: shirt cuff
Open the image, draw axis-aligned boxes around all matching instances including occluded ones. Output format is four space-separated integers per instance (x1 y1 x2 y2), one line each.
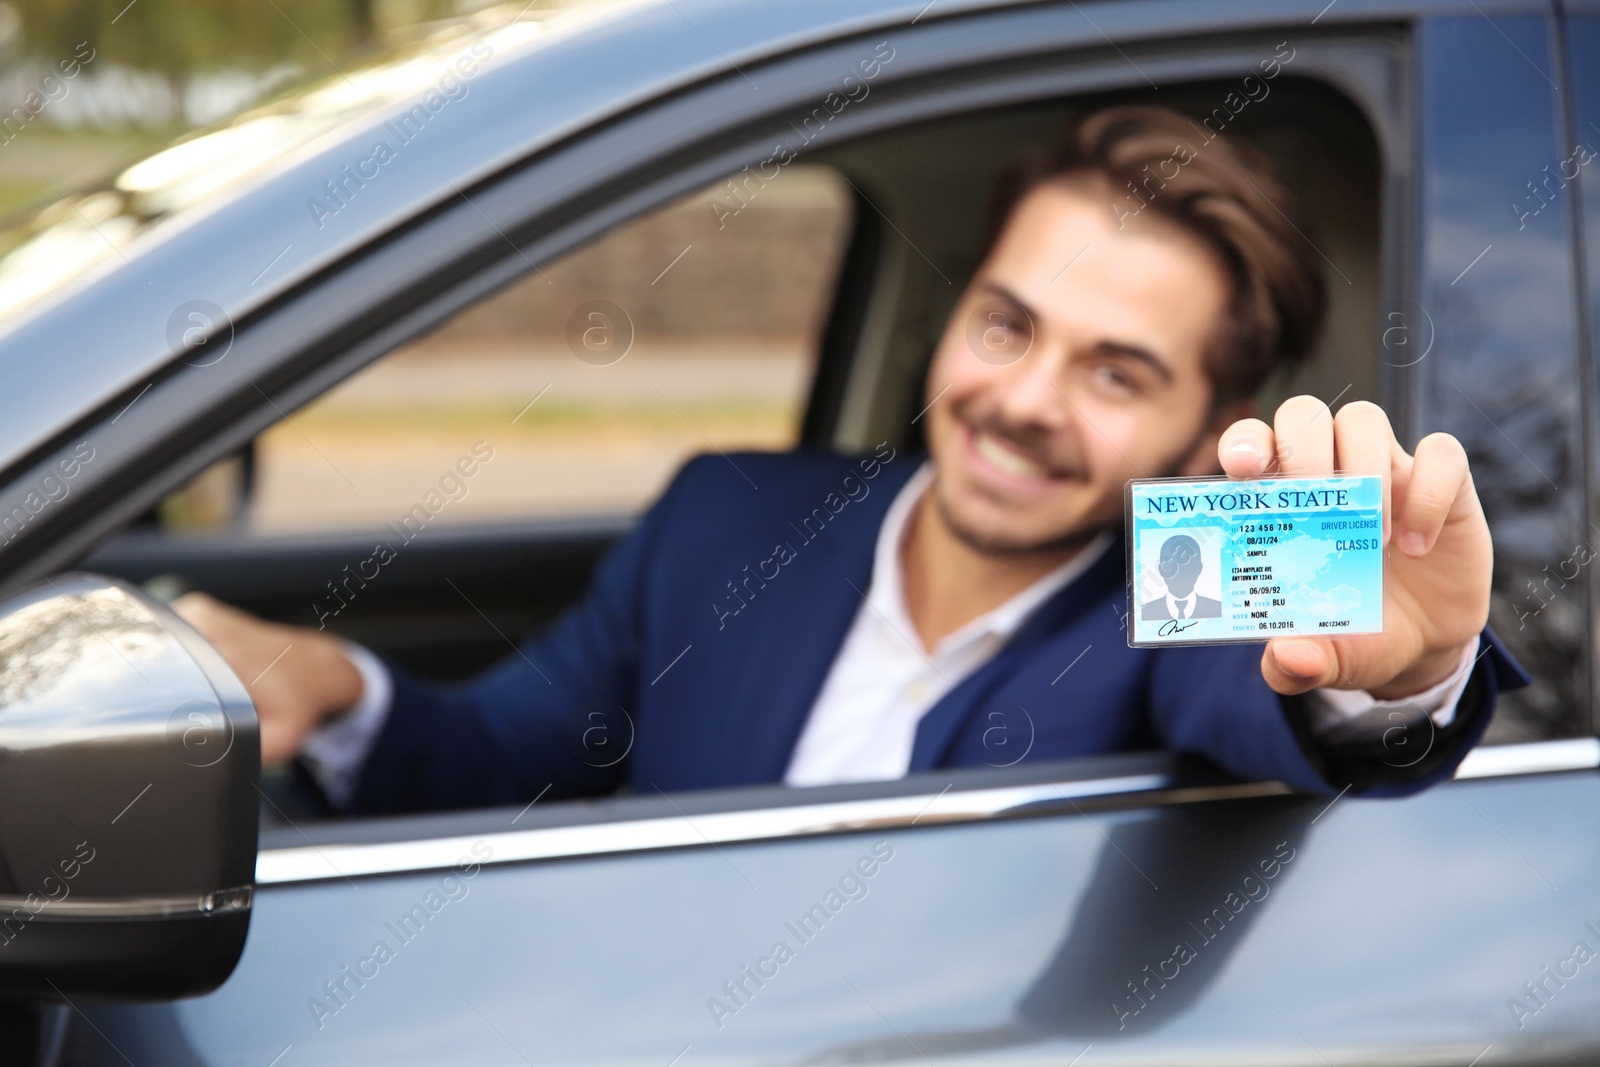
298 641 394 808
1304 640 1479 730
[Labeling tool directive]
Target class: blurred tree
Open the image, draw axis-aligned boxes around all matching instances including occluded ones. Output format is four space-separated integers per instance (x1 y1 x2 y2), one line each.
8 0 456 78
347 0 375 46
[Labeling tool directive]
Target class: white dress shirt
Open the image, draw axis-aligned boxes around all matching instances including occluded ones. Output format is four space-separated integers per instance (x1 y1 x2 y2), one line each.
300 640 391 805
784 464 1115 785
305 462 1479 803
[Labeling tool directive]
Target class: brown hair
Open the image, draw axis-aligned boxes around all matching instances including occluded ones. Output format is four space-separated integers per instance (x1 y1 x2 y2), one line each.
981 104 1326 405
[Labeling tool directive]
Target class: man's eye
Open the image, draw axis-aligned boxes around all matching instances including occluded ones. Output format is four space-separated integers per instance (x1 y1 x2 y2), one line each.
1092 363 1139 394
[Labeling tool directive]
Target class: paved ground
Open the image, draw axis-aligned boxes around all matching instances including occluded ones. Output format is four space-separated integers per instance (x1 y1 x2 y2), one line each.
250 340 810 532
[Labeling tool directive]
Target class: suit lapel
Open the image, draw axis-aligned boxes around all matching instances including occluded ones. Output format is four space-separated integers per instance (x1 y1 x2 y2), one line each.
722 456 921 784
907 531 1128 772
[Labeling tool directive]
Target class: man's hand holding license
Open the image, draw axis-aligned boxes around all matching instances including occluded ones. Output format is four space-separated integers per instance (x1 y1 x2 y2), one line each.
1219 396 1492 702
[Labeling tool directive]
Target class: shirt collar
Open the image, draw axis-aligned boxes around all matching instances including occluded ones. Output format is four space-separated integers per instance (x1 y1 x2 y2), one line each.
868 461 1114 656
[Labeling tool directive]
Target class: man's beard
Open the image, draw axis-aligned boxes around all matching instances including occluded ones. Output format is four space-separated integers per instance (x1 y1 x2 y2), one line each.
933 417 1216 557
932 484 1106 556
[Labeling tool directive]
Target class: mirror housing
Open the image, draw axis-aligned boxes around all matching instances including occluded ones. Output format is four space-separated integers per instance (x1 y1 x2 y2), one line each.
0 573 258 1000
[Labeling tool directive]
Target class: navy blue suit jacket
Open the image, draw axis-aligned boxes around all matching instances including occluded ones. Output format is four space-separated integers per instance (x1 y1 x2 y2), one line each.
347 448 1531 814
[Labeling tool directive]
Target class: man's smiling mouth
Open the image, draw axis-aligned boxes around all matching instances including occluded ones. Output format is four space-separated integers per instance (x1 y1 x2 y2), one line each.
968 426 1078 484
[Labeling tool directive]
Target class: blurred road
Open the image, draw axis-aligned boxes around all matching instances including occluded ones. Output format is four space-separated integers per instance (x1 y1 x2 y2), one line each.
250 340 811 532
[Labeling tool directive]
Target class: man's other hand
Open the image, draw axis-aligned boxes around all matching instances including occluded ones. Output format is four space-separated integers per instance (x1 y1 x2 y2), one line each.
1218 396 1491 700
171 592 364 765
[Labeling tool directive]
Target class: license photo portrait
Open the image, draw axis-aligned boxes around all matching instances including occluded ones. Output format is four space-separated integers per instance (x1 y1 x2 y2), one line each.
1139 527 1223 623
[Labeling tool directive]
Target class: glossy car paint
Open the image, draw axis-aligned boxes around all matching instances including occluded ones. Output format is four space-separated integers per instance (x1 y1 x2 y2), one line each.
0 575 257 1000
75 764 1600 1064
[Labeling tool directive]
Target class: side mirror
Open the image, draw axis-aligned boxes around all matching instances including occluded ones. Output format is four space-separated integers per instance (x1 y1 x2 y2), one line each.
0 573 258 1000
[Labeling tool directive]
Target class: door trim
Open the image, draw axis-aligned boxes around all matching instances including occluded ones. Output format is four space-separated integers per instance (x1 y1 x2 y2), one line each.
254 738 1600 885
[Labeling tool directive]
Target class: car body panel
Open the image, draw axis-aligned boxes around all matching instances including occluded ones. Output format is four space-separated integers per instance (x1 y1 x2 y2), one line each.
75 766 1600 1065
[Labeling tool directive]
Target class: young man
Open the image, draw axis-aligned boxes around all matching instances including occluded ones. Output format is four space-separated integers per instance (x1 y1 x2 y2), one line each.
176 105 1526 813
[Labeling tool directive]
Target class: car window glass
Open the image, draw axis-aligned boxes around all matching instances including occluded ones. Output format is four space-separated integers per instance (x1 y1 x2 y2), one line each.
1411 19 1588 746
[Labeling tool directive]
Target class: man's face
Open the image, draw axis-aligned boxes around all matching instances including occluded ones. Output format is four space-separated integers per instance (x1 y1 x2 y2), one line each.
923 176 1242 555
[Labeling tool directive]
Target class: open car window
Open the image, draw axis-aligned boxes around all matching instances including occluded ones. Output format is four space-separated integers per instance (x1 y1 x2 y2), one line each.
229 167 850 534
76 22 1594 832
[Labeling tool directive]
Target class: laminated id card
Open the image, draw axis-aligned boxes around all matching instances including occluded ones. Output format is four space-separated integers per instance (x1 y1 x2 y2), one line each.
1126 475 1383 647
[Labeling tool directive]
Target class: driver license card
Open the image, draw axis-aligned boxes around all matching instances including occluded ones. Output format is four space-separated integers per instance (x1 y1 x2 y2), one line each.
1125 474 1384 647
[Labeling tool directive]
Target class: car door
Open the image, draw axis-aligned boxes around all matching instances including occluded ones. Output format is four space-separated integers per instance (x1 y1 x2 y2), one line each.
24 0 1600 1064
